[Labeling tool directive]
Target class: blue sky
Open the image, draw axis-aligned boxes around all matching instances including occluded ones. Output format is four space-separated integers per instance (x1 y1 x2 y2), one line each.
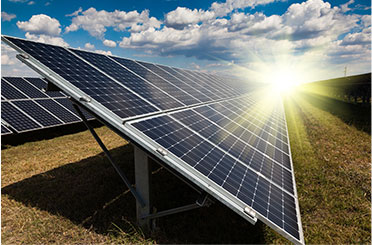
1 0 371 83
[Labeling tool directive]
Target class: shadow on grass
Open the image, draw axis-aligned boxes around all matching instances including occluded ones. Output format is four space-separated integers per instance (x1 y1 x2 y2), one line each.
2 144 265 244
299 92 371 134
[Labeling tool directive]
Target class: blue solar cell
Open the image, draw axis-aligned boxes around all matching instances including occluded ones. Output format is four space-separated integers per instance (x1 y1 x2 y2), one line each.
1 78 28 100
23 77 65 98
155 65 219 101
129 95 301 243
1 124 12 135
4 36 158 119
54 98 93 120
109 56 201 106
70 49 186 110
3 77 47 98
12 100 63 127
35 99 80 123
1 101 41 132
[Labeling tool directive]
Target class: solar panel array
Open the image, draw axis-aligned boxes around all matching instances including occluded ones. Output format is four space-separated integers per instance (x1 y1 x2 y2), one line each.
2 35 303 244
1 77 93 135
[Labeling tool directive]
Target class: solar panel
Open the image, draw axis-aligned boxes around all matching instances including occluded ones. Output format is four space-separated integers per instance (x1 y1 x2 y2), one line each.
136 61 212 103
2 35 303 244
69 49 189 110
4 36 159 119
1 78 28 100
35 99 80 123
1 101 42 133
126 94 302 242
23 77 66 98
1 76 95 134
12 100 64 127
1 123 13 135
3 77 48 98
54 98 94 120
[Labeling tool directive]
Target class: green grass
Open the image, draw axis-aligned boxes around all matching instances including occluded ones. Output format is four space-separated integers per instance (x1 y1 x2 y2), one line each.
1 93 370 244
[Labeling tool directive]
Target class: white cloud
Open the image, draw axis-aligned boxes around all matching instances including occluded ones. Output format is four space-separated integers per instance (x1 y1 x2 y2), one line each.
17 14 61 36
27 1 35 5
94 49 112 55
103 39 116 47
165 7 214 29
361 15 371 27
341 27 371 46
117 0 370 79
1 44 36 76
65 7 161 38
340 0 354 12
2 12 16 21
25 32 68 46
84 42 95 49
66 7 83 17
211 0 278 17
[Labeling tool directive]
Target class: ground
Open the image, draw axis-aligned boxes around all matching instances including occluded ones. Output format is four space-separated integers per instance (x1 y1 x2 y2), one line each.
1 92 370 244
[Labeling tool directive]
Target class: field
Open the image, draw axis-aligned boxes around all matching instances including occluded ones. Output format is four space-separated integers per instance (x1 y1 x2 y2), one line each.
1 91 371 243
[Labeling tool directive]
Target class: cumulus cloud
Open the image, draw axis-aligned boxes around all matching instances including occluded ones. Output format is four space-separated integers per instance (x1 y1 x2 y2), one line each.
25 33 68 46
117 0 370 78
278 0 359 41
103 39 116 47
17 14 62 36
340 0 354 12
1 44 36 76
65 7 161 38
341 27 371 46
84 42 95 49
94 49 112 55
27 1 35 5
66 7 83 17
211 0 278 17
2 12 16 21
165 7 214 29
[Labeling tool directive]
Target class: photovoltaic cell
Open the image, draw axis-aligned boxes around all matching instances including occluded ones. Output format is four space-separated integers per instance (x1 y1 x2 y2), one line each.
181 69 233 98
109 56 200 106
3 77 48 98
70 49 185 110
155 65 220 101
53 98 93 119
12 100 63 127
136 61 209 103
1 101 41 132
128 107 301 241
4 36 159 119
24 77 65 98
1 78 28 100
35 99 80 123
171 67 222 100
1 124 12 135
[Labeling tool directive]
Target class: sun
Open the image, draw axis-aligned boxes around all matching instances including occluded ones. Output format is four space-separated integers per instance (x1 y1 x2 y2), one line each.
270 67 300 93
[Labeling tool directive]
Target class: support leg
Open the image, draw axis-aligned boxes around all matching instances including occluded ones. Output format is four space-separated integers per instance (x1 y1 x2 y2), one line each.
134 146 152 232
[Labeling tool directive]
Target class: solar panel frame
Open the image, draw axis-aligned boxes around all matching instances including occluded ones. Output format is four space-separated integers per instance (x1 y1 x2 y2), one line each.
2 35 304 244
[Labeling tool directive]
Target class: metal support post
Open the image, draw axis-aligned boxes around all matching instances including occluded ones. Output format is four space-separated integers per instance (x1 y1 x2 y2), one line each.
72 103 145 207
134 146 153 232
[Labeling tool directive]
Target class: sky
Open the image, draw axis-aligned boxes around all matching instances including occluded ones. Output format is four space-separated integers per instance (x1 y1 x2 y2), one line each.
1 0 371 83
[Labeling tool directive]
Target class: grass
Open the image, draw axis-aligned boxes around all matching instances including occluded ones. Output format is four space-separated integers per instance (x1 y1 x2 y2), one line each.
1 92 371 244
